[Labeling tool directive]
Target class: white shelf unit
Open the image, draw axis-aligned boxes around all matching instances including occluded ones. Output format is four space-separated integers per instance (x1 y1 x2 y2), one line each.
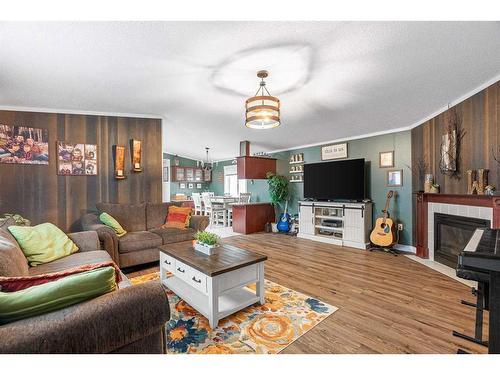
298 201 372 249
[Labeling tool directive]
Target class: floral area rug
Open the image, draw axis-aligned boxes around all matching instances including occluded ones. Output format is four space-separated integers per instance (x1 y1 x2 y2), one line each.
130 272 338 354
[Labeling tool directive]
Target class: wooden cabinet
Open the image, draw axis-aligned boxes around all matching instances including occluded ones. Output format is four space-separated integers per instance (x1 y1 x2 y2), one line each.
172 166 211 182
298 201 372 249
194 169 203 182
237 156 276 179
185 168 194 182
172 166 185 182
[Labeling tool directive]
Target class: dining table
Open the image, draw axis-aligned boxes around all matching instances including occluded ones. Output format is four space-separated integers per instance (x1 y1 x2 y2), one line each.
210 196 238 209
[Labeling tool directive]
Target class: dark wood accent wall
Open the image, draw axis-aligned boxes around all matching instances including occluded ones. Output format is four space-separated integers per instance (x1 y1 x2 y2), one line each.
0 110 162 232
411 81 499 194
411 81 500 245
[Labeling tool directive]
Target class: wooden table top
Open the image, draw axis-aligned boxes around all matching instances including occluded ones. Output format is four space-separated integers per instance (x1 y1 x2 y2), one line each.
158 241 267 276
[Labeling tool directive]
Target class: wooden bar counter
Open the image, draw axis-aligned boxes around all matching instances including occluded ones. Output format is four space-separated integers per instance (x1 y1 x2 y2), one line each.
231 203 275 235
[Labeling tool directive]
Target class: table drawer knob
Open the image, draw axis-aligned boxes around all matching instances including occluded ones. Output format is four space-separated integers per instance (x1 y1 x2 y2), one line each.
164 260 171 265
177 267 185 273
192 276 202 283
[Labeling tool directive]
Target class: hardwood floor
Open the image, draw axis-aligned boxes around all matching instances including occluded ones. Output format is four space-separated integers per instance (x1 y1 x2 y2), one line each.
125 233 488 354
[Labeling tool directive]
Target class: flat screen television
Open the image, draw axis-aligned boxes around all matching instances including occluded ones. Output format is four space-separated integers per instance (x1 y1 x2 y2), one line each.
303 158 365 201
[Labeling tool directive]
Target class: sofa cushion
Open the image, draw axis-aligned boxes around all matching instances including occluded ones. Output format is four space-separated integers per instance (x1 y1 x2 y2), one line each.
149 227 196 244
0 219 29 277
8 223 79 266
118 231 162 254
99 212 127 237
0 266 117 324
146 202 181 230
96 203 147 232
28 250 130 289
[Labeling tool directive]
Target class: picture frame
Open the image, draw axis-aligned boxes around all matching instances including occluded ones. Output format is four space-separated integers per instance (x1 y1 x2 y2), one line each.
56 141 98 176
379 151 394 168
0 125 49 165
321 143 347 160
196 183 202 189
188 183 194 189
387 169 403 187
180 183 186 189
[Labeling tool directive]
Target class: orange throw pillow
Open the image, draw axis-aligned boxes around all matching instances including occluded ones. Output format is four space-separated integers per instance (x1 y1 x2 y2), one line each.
162 206 192 229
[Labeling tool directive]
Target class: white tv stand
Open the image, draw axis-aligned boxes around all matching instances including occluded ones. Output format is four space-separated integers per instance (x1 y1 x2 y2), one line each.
298 201 373 249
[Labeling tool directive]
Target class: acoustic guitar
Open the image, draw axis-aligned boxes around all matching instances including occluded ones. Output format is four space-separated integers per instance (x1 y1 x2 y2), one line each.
369 190 396 248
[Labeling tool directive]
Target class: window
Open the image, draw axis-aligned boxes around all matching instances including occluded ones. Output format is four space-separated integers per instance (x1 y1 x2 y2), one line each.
224 165 238 197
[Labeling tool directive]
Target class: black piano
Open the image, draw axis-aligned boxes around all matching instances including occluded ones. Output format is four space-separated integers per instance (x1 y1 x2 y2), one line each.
457 228 500 353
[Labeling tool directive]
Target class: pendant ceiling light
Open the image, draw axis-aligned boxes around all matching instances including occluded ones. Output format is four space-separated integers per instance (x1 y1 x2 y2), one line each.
202 147 212 171
245 70 280 129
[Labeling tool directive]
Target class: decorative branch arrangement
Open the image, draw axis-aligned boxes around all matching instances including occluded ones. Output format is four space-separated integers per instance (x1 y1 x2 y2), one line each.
439 108 466 179
405 157 429 192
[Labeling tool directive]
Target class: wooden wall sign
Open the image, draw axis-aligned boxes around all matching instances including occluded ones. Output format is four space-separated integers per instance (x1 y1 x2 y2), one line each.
130 139 142 172
113 145 126 179
56 142 98 175
321 142 348 160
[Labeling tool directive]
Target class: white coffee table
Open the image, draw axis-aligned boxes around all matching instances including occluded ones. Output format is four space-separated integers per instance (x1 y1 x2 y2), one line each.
159 241 267 328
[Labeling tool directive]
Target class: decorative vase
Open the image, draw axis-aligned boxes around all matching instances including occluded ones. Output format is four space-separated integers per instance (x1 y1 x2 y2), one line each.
271 223 278 233
477 169 489 195
466 170 476 194
430 185 440 194
424 174 433 193
194 241 219 256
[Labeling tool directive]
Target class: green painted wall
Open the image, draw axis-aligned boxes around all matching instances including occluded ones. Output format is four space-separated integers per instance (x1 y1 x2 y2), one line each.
163 153 210 197
248 130 413 245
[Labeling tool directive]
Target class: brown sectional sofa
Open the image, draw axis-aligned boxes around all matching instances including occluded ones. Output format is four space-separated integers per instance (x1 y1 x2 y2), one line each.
82 202 209 268
0 218 170 354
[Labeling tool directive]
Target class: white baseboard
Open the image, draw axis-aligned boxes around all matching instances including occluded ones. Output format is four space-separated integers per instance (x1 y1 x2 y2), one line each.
393 244 416 253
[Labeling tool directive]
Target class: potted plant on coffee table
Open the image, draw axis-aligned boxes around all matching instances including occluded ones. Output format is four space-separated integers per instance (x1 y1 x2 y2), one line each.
194 231 220 255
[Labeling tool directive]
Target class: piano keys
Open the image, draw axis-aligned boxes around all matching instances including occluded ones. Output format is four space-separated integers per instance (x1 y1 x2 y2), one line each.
457 228 500 353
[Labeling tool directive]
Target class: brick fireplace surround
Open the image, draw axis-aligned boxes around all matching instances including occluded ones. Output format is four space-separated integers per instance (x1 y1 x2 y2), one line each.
416 193 500 259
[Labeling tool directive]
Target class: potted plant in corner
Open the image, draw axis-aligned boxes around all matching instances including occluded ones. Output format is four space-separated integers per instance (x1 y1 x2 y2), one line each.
266 172 291 233
194 231 220 255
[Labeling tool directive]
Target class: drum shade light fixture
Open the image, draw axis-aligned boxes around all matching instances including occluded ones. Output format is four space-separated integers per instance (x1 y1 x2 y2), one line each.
245 70 280 129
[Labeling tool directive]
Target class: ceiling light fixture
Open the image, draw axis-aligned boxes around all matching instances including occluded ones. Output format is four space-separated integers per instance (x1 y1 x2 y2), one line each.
245 70 280 130
202 147 213 171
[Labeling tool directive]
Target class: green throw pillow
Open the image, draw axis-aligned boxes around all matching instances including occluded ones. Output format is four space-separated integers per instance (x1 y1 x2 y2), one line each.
0 266 117 324
99 212 127 237
8 223 79 266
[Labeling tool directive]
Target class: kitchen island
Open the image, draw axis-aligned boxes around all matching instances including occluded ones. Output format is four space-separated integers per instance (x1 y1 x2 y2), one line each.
231 202 275 234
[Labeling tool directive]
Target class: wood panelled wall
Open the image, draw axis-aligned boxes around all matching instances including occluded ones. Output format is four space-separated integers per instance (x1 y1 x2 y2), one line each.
0 110 162 232
411 81 499 194
411 81 500 245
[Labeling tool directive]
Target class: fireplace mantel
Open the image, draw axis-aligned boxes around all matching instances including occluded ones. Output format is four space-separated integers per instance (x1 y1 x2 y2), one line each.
415 193 500 258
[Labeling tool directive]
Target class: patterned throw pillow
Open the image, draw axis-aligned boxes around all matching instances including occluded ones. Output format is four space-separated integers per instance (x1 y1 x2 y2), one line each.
99 212 127 237
162 206 192 229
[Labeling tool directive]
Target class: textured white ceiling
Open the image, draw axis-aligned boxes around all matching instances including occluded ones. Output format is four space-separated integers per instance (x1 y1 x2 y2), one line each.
1 21 499 160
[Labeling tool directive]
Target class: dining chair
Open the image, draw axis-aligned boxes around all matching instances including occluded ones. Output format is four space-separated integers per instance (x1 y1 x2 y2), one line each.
202 192 226 227
192 193 203 215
